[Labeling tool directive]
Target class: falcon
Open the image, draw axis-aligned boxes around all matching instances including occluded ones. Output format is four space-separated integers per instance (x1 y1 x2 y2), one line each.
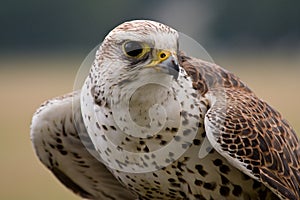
31 20 300 200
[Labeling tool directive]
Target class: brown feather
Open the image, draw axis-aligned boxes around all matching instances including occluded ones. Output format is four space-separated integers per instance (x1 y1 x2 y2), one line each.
180 53 300 200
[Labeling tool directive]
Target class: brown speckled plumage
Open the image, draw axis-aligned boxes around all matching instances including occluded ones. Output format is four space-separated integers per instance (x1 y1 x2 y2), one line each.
31 20 300 200
180 54 300 199
31 91 137 199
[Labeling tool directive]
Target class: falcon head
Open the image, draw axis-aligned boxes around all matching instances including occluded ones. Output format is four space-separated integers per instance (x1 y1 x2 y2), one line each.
94 20 180 84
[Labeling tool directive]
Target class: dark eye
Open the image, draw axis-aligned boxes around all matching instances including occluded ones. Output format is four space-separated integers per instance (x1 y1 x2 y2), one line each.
123 41 144 57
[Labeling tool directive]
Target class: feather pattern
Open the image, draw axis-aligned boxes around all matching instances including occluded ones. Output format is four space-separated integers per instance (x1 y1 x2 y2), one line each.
180 54 300 200
30 91 137 200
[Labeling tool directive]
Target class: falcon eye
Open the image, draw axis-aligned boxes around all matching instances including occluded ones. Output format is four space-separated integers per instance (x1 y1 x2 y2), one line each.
123 41 144 58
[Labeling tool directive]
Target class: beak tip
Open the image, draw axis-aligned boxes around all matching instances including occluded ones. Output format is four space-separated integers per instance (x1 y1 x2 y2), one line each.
164 57 179 80
171 63 179 79
146 52 180 79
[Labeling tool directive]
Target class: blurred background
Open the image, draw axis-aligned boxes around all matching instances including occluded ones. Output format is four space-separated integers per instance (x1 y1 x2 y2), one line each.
1 0 299 199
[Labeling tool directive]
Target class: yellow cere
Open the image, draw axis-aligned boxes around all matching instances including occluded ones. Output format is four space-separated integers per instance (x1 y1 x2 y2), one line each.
146 50 171 67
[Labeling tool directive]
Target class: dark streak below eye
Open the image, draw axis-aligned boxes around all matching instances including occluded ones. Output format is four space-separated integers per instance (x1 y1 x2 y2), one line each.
129 52 150 66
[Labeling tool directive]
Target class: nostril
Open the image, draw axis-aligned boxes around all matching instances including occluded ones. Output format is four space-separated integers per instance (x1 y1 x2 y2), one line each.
160 52 166 59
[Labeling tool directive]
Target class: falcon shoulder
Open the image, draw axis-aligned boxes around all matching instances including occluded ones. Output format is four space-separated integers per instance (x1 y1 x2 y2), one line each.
30 91 136 200
179 54 300 200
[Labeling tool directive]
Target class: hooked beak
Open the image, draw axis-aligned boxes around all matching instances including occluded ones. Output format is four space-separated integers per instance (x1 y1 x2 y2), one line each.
145 50 179 79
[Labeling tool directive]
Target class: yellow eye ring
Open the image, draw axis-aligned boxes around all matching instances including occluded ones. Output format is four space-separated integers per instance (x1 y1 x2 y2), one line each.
122 41 149 58
158 51 170 62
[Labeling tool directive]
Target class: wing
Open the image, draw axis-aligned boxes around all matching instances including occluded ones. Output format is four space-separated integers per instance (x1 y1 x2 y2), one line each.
180 54 300 200
30 91 137 200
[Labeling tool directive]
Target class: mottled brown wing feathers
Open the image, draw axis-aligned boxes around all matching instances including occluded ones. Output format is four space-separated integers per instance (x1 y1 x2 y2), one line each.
180 54 300 200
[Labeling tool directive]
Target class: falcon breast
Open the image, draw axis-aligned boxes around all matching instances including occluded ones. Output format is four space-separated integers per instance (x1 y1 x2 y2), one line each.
31 20 300 200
